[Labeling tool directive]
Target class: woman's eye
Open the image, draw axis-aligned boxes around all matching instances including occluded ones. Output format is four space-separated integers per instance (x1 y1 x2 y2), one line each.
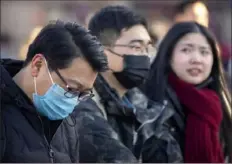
201 50 210 56
181 48 192 54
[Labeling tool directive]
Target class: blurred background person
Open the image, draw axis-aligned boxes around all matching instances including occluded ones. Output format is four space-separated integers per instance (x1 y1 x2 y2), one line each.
1 0 230 65
149 0 209 46
174 0 209 27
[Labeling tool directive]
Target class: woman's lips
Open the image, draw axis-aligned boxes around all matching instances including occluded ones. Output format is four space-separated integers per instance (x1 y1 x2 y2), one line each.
187 68 202 76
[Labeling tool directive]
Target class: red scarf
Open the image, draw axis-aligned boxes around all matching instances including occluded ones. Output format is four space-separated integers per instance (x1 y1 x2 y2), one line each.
168 72 224 163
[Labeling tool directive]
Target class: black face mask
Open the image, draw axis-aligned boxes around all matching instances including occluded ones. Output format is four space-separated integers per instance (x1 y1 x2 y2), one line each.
113 55 151 89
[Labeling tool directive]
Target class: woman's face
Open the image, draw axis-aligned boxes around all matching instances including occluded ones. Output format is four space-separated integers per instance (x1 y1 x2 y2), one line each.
171 33 213 85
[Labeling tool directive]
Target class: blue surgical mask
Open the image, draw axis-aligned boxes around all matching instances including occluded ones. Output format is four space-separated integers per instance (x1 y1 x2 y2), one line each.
32 60 79 120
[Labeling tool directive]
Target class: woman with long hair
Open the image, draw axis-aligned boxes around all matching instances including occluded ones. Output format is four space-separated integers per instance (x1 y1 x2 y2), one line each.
141 22 232 162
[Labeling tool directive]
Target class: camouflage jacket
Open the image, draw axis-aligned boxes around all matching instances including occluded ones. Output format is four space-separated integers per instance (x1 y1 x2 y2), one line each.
74 99 138 163
75 75 138 163
76 75 185 162
127 87 185 163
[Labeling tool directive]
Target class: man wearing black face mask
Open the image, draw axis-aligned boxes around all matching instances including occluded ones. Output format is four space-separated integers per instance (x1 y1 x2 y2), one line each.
75 5 155 163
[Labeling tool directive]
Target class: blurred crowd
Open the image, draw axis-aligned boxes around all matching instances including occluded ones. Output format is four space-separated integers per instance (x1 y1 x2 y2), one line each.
1 0 231 85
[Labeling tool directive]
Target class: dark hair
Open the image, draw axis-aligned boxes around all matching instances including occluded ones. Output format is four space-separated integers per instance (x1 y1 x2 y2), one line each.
174 0 201 16
145 21 232 160
24 20 108 72
88 5 148 45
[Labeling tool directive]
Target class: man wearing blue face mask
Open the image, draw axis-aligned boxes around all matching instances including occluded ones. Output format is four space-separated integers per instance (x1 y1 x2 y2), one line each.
0 20 108 163
32 59 81 120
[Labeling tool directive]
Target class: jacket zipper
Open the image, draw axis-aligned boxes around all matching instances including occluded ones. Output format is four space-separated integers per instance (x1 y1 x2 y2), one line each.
38 116 54 163
49 148 54 163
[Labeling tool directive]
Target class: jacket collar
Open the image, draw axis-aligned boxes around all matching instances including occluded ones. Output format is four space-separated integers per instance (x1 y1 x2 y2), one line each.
94 75 134 117
1 59 36 114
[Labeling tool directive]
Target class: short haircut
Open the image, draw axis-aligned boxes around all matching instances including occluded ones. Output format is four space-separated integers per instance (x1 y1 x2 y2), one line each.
24 20 108 72
88 5 148 45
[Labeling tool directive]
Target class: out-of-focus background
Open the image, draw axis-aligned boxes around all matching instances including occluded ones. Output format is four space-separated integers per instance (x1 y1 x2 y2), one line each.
1 0 231 80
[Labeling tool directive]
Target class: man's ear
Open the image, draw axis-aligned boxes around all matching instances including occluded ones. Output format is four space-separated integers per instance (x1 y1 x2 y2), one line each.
31 54 44 77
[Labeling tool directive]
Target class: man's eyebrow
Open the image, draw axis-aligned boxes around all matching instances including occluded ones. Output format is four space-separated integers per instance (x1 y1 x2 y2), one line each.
129 39 152 45
66 79 83 88
129 39 144 44
67 79 92 91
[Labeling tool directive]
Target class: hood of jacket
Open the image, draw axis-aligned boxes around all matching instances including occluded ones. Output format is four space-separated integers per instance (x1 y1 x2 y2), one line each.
1 58 35 114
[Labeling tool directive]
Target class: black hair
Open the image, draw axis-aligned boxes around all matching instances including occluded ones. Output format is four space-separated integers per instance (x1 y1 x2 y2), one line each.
174 0 201 16
144 21 232 160
24 20 108 72
88 5 148 45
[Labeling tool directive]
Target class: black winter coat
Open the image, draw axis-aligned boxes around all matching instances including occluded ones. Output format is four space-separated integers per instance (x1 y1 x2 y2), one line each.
0 59 79 163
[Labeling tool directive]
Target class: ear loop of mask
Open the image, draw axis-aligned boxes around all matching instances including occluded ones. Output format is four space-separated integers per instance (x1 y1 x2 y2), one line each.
33 58 54 95
44 59 54 84
105 48 123 72
34 77 38 94
105 48 123 57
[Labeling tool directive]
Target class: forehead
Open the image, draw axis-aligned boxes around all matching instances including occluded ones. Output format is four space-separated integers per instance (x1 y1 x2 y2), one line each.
59 57 97 88
176 33 210 48
115 24 151 44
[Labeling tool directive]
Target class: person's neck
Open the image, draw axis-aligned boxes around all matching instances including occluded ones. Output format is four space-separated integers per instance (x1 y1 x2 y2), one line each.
13 68 34 101
101 71 128 98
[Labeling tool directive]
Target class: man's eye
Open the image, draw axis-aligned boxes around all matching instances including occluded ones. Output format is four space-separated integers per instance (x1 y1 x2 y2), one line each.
67 87 78 93
130 45 142 51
